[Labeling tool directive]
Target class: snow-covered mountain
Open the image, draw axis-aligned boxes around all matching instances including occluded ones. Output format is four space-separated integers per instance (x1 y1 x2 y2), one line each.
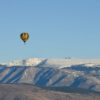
2 58 100 68
2 58 45 67
0 58 100 91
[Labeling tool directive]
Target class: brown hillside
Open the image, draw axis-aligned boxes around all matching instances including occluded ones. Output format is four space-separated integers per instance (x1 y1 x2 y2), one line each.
0 84 100 100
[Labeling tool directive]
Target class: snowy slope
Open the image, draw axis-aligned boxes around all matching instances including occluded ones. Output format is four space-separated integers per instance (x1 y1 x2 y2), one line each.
2 58 45 67
2 58 100 68
0 58 100 91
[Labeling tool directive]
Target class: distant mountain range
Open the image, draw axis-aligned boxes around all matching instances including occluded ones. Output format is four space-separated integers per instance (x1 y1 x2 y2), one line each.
0 58 100 91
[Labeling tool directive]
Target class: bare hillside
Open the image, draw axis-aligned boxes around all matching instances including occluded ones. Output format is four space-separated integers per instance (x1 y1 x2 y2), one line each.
0 84 100 100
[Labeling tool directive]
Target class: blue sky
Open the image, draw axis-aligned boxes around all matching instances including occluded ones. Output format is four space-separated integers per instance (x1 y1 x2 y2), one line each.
0 0 100 62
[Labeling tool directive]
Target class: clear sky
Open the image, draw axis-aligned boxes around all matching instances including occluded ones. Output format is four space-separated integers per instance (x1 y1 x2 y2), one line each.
0 0 100 62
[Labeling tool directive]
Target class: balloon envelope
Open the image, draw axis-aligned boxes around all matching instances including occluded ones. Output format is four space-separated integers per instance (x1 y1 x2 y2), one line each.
20 32 29 43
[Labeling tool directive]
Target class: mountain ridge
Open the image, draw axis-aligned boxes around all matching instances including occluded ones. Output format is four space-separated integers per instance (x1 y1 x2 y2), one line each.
0 58 100 92
2 58 100 68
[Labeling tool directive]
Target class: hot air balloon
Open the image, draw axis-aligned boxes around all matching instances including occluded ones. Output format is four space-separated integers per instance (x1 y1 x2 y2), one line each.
20 32 29 43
